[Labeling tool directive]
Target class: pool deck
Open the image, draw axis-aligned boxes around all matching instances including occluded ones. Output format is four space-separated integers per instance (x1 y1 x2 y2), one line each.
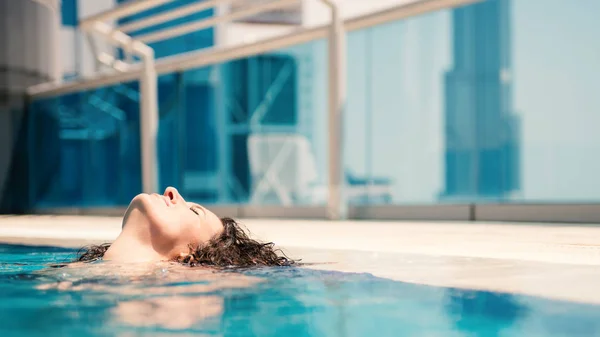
1 215 600 304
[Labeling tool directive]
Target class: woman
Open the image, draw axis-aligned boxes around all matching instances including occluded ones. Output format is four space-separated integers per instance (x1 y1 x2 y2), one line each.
77 186 292 267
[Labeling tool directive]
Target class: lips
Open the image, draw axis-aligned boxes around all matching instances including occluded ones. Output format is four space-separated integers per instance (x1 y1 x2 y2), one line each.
152 193 171 207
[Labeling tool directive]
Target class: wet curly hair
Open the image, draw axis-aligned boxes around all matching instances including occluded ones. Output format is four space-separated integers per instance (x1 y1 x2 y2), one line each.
76 217 294 268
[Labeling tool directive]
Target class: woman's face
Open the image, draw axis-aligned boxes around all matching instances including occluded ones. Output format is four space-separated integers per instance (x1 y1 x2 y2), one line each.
122 187 224 259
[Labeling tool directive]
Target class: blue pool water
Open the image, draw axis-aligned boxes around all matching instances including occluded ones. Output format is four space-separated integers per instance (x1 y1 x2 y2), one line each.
1 244 600 337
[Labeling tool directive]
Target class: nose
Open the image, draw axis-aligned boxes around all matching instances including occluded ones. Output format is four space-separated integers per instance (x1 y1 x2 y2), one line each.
163 186 183 204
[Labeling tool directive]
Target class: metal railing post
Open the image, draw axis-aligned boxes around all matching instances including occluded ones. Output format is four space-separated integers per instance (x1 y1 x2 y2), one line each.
83 22 159 194
137 42 160 194
319 0 347 220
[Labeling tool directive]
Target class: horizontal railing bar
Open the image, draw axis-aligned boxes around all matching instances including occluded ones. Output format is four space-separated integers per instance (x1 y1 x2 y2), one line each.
118 0 229 33
80 0 175 29
136 0 301 44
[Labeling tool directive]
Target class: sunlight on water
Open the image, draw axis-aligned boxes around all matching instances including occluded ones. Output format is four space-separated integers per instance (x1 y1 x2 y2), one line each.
1 244 600 337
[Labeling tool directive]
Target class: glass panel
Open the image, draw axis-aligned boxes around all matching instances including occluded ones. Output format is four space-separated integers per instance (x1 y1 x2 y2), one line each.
156 73 184 191
161 68 221 203
28 81 141 207
346 10 452 205
28 39 327 209
117 0 214 58
33 0 600 211
152 40 328 207
184 40 329 206
350 0 600 205
60 0 78 27
512 0 600 202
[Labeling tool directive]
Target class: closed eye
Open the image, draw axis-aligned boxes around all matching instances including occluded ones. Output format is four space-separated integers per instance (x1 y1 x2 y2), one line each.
190 205 205 216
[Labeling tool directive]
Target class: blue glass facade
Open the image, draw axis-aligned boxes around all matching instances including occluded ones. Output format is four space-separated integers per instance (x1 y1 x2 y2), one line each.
116 0 215 57
28 83 141 206
123 1 219 202
24 0 600 209
61 0 78 26
223 55 299 203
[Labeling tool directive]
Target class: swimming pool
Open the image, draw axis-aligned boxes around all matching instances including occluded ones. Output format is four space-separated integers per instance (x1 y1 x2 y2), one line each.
1 243 600 337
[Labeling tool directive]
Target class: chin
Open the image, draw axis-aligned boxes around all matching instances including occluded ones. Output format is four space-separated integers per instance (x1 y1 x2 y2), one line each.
122 193 152 228
131 192 151 203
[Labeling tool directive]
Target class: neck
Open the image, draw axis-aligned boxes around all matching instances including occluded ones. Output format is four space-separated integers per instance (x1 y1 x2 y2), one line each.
103 210 167 263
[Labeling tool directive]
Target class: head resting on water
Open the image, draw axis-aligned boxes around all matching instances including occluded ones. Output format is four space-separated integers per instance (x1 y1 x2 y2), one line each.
77 187 293 268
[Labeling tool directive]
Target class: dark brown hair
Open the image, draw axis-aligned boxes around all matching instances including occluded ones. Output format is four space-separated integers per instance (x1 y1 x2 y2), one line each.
76 217 294 268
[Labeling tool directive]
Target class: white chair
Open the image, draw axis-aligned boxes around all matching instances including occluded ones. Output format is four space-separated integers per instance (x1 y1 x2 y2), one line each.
247 133 393 205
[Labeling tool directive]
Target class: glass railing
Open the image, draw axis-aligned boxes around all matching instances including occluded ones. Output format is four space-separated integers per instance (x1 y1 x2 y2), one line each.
26 0 600 210
26 38 329 208
160 41 329 206
216 40 329 206
28 82 142 208
344 0 600 205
